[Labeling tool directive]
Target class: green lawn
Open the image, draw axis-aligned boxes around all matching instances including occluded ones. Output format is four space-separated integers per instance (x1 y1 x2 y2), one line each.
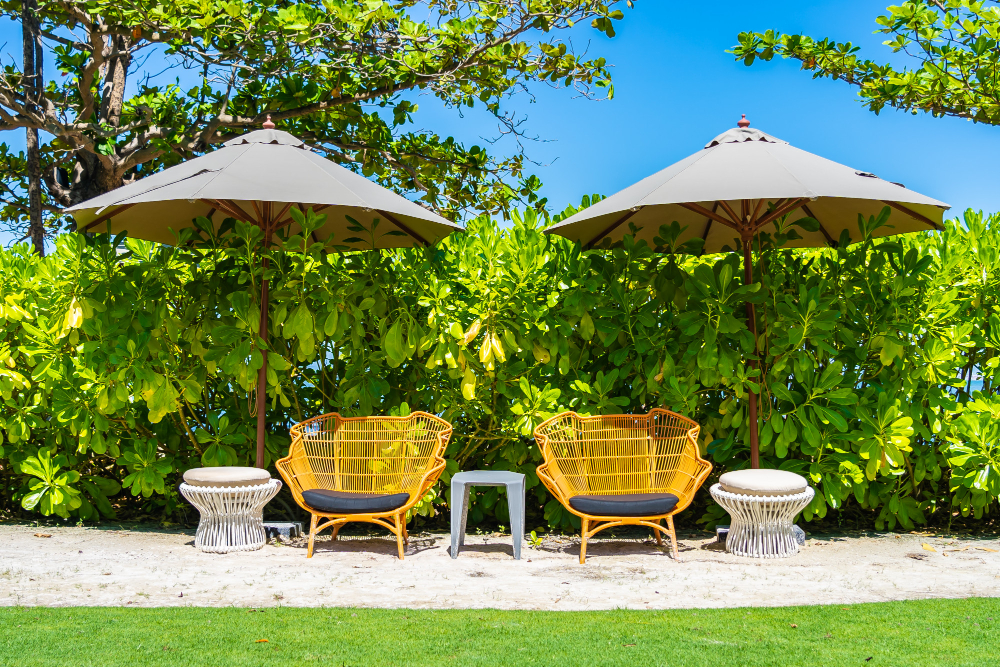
1 599 997 666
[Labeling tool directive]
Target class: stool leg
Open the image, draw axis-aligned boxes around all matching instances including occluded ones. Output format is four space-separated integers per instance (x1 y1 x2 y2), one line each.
508 481 524 560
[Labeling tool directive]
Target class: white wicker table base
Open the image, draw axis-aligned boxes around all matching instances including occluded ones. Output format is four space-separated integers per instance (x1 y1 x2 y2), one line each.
710 484 815 559
179 480 281 553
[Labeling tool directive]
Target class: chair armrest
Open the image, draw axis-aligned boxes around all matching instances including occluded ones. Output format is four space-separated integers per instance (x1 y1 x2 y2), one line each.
416 457 447 492
665 438 713 513
275 437 309 508
536 463 569 505
386 457 447 515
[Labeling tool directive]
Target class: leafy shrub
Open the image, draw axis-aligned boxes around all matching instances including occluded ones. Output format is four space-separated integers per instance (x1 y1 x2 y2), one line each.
2 203 1000 530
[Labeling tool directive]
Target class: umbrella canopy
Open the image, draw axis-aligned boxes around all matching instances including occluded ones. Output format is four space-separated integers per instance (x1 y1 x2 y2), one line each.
66 120 463 468
66 126 461 249
546 116 949 468
546 118 948 252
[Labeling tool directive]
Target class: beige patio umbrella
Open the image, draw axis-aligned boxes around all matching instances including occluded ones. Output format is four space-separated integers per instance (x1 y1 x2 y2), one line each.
546 116 949 468
66 119 462 468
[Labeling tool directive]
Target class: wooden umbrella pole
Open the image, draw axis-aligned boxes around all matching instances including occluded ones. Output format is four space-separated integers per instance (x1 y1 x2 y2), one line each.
742 196 808 468
742 233 760 469
254 203 274 468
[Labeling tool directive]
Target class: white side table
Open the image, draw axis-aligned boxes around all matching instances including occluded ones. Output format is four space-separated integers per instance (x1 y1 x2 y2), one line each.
710 469 814 559
180 467 281 553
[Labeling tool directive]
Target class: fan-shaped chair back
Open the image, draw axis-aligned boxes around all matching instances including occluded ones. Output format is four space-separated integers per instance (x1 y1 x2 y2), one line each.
535 409 703 501
282 412 451 497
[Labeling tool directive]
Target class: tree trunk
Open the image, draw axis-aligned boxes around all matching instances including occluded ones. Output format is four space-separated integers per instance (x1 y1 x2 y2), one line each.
22 0 44 255
99 36 130 128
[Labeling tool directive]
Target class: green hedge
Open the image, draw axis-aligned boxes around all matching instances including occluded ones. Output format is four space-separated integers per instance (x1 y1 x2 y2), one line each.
1 202 999 530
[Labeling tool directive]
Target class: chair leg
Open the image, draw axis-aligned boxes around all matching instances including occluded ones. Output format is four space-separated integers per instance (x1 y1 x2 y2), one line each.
401 515 410 544
331 522 343 542
579 518 589 565
394 513 406 560
654 519 663 546
307 514 318 558
666 515 679 561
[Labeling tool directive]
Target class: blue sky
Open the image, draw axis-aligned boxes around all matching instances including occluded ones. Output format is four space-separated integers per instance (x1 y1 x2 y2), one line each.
2 1 999 246
451 0 1000 219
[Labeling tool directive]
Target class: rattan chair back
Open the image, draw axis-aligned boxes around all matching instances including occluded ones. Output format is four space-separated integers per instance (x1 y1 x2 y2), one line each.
281 412 451 497
535 409 704 503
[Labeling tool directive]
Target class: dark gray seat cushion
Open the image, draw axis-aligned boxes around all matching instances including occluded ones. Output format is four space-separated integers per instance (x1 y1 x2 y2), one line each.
301 489 410 514
568 492 679 517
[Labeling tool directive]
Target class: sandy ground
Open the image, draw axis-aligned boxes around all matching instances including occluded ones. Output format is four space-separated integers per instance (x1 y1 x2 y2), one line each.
1 525 998 610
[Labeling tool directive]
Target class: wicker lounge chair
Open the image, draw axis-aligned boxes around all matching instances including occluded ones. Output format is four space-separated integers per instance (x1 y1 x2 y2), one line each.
534 409 711 564
277 412 452 559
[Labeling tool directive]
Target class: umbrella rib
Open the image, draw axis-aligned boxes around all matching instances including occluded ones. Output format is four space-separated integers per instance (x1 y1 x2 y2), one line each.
202 199 231 219
753 197 808 230
273 203 331 230
880 200 943 231
377 209 428 246
273 202 294 225
768 198 788 215
702 202 720 237
585 207 644 248
203 199 244 222
699 202 720 256
82 203 137 231
184 207 216 248
716 200 742 226
218 199 259 225
678 202 738 230
800 204 836 247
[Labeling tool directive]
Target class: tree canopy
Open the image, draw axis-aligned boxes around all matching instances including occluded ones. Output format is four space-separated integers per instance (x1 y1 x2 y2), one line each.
0 0 628 240
733 1 1000 125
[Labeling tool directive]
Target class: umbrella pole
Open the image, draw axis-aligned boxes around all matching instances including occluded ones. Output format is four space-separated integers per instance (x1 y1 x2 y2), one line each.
254 216 273 469
254 271 270 468
742 237 760 469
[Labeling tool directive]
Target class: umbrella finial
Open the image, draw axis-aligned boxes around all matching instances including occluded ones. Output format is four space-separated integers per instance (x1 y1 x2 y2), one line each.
737 114 750 128
262 114 275 129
